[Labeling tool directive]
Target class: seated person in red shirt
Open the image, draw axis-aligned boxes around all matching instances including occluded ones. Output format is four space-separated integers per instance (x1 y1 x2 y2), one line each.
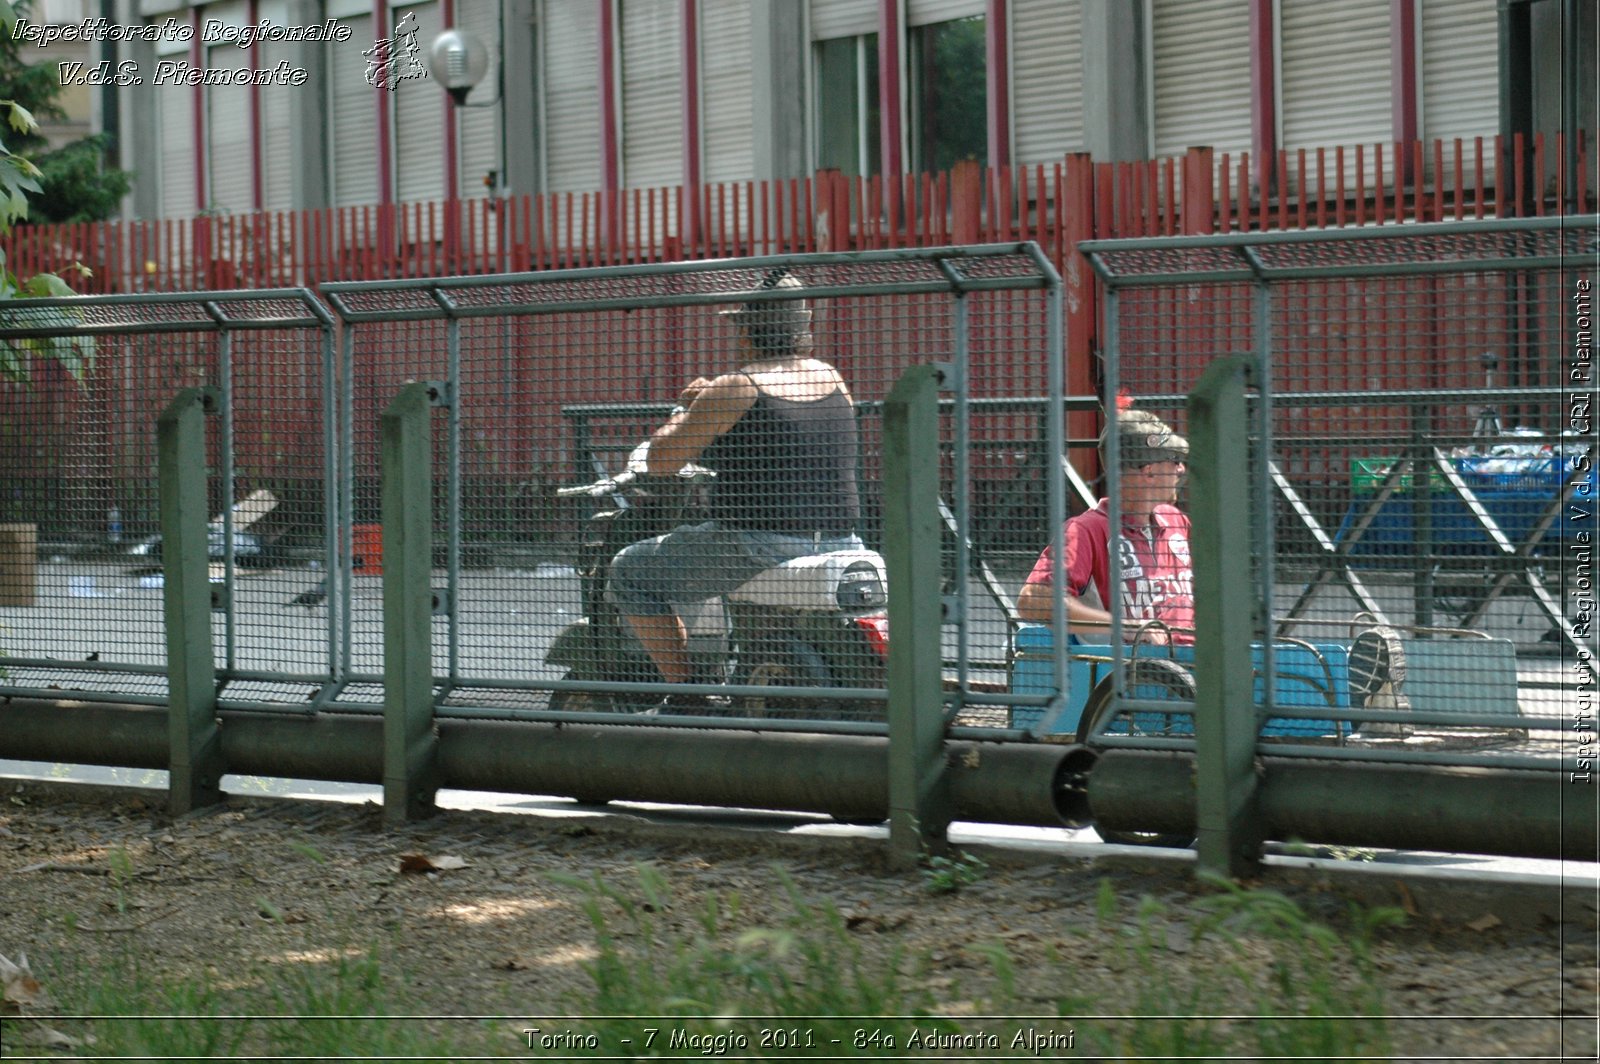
1016 402 1194 644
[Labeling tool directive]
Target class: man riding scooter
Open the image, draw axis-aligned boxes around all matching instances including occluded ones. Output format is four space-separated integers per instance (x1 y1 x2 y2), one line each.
608 270 867 715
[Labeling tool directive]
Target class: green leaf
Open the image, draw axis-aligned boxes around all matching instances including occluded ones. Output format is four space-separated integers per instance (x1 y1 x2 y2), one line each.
4 100 35 136
19 270 74 297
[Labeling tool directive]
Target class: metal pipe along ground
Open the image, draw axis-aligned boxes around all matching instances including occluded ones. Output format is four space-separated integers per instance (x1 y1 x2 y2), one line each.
0 699 1084 828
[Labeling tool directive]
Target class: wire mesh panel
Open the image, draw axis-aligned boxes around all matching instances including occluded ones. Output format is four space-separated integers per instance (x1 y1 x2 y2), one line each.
324 246 1063 728
0 292 337 709
1083 216 1598 771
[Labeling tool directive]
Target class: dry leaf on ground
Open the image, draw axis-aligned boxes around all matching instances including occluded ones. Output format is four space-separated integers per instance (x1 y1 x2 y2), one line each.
398 853 469 874
0 950 48 1010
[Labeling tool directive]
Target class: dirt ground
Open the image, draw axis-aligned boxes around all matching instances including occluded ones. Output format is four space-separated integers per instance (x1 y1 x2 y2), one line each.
0 779 1595 1060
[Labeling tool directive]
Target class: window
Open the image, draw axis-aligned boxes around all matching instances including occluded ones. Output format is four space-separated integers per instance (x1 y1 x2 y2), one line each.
814 33 880 176
908 16 985 174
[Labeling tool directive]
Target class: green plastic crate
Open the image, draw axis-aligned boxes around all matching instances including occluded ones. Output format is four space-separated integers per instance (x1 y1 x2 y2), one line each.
1350 457 1449 494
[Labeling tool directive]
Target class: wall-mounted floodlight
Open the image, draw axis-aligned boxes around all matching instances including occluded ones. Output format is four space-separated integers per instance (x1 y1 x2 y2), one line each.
427 27 489 106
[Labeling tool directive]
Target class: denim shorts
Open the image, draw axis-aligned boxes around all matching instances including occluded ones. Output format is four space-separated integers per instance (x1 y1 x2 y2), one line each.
608 520 864 615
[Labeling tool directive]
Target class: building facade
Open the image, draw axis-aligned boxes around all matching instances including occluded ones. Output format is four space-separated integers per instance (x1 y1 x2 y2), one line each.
77 0 1600 221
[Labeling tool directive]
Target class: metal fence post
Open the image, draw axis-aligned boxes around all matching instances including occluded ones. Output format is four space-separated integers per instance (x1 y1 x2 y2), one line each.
1187 356 1263 877
883 363 954 866
158 386 224 816
381 381 444 825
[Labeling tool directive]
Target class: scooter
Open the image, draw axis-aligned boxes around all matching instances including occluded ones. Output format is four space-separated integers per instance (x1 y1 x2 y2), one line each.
545 442 890 719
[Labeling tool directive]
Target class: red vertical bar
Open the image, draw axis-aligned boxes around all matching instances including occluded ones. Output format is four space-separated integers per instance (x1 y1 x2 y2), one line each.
373 4 393 215
190 8 206 217
1512 132 1526 217
1452 139 1464 220
1577 131 1590 213
717 182 729 257
744 180 755 256
1275 151 1289 230
680 0 702 253
1314 149 1327 227
1002 165 1016 241
1036 164 1050 245
1093 162 1113 238
1554 131 1567 217
1492 135 1504 217
598 0 619 249
581 189 595 265
1111 162 1125 235
1219 155 1233 233
1354 145 1366 225
1390 0 1418 181
535 193 547 271
849 177 863 249
565 192 575 269
985 0 1010 170
1051 161 1064 267
1373 143 1385 224
1532 132 1545 216
1249 0 1277 196
1431 140 1444 221
792 177 804 253
1295 148 1307 227
1474 137 1486 218
878 0 903 180
1062 153 1098 481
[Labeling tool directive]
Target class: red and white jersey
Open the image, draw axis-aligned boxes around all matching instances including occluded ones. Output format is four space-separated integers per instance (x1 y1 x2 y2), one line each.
1023 499 1195 637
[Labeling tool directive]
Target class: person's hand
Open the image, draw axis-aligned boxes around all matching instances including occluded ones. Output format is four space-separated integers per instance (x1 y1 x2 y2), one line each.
1131 622 1170 646
677 377 714 407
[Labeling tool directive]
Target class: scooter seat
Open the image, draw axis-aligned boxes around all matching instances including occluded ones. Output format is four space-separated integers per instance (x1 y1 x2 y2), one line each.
729 550 888 611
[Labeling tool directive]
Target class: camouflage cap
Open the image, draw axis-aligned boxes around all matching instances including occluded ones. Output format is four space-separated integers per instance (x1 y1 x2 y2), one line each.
1105 405 1189 466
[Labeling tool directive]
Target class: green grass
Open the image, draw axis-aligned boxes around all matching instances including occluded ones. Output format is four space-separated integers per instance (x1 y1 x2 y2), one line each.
17 936 511 1059
14 863 1402 1059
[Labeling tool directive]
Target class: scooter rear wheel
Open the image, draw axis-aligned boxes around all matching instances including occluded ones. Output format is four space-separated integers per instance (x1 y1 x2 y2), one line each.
733 642 834 719
548 687 629 715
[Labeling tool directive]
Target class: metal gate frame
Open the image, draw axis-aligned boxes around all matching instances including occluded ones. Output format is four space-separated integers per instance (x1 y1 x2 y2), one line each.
1083 215 1597 696
321 244 1066 730
0 290 340 709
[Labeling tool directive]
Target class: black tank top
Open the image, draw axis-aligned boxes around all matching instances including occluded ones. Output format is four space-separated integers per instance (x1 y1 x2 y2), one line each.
700 385 861 534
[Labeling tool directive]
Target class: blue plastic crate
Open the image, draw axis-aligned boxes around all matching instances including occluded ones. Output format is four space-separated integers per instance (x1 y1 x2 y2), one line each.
1455 453 1593 493
1334 488 1593 556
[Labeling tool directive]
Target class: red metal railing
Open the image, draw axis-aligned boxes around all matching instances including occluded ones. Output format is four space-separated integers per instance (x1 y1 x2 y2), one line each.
3 134 1591 297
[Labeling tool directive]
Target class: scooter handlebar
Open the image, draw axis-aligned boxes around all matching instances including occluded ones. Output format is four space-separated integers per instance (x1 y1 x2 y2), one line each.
555 468 640 498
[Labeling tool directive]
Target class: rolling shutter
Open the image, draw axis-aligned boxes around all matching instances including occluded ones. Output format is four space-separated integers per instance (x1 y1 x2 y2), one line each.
810 0 875 40
260 38 294 211
329 11 379 206
906 0 982 27
456 0 502 197
158 77 196 219
620 0 682 190
1279 0 1393 170
1150 0 1252 161
1011 0 1083 163
700 0 752 184
205 43 253 213
542 0 600 191
1420 0 1498 142
393 1 447 205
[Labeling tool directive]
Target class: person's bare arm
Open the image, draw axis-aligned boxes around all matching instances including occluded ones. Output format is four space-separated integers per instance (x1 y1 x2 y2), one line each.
1016 580 1113 629
644 373 757 475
